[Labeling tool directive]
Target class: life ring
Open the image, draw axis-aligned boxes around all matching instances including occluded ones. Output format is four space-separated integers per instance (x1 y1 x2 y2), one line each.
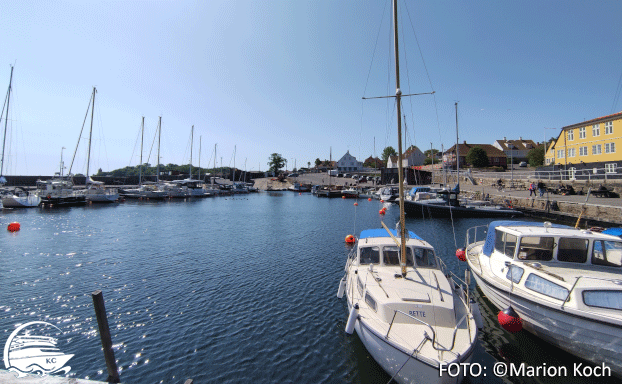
46 194 51 199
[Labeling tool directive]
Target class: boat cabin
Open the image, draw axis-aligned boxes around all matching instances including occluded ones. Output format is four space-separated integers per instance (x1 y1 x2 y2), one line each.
356 229 437 268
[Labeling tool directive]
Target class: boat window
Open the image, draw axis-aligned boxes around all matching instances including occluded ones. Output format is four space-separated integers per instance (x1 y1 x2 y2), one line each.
517 236 554 261
583 290 622 311
414 247 436 267
592 240 622 267
505 265 524 283
382 246 414 266
357 276 365 297
494 230 517 257
556 238 588 263
524 273 569 301
359 246 380 265
365 293 378 312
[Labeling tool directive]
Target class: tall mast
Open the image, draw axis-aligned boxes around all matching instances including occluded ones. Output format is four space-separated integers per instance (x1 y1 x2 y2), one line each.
198 135 202 181
156 116 161 183
393 0 407 276
0 65 14 179
139 117 144 186
190 125 194 179
455 102 459 178
213 143 217 186
86 87 96 183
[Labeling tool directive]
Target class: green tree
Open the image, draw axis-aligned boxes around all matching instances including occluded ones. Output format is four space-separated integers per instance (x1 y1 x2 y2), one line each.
527 145 545 167
315 158 322 167
423 157 433 165
268 153 286 174
381 146 397 162
423 149 439 158
466 147 489 168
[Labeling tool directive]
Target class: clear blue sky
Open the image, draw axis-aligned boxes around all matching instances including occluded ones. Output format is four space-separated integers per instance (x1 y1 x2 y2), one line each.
1 0 621 176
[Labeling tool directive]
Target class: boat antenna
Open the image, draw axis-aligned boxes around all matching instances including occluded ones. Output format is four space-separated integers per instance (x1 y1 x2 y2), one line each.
0 65 14 181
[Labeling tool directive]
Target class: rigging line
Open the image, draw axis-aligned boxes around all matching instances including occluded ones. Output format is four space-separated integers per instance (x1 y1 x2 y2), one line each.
611 68 622 114
128 121 142 168
68 91 94 175
146 120 159 167
362 0 390 98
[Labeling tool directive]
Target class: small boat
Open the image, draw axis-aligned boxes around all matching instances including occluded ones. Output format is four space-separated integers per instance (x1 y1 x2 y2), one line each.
339 228 478 384
378 186 399 202
288 182 310 192
81 178 119 203
232 182 249 194
341 188 359 199
36 176 86 207
464 221 622 376
316 186 342 198
2 187 40 208
404 184 523 218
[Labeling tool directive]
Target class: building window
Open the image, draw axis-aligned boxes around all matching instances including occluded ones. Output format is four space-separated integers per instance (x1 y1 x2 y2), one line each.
567 130 573 141
557 149 564 159
579 127 586 139
593 124 600 137
605 163 617 174
605 121 613 135
592 144 602 155
605 142 616 154
567 147 576 157
579 146 588 156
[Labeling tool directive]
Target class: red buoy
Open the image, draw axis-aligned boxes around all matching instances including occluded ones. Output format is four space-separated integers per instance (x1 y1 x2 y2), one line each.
498 306 522 333
345 235 355 244
380 199 384 203
456 248 466 262
7 222 20 232
342 196 346 199
354 202 358 206
368 198 372 202
379 209 385 215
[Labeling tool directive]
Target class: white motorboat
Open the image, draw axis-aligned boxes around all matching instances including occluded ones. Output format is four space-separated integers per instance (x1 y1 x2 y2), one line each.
338 2 478 382
339 229 478 384
464 221 622 376
36 176 86 207
82 179 119 203
2 187 41 208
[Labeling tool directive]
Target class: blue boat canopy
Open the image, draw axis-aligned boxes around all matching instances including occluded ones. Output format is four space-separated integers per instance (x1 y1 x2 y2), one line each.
482 221 571 257
408 186 430 196
602 228 622 237
360 228 423 241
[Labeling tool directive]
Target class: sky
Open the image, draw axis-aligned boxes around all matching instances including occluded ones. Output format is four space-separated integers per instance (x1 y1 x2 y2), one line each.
1 0 622 176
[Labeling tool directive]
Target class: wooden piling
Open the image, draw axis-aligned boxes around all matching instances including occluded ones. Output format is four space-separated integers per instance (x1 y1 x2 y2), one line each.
91 290 120 383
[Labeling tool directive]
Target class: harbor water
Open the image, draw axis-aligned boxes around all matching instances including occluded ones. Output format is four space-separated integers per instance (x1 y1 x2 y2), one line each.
1 193 620 384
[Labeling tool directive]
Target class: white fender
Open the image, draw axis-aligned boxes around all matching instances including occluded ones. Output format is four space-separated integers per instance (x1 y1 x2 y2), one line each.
345 304 359 334
337 277 346 298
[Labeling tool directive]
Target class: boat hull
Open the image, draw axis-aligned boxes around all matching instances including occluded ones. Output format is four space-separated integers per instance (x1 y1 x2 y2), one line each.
470 259 622 376
347 300 472 384
2 195 41 208
404 200 523 218
40 196 86 207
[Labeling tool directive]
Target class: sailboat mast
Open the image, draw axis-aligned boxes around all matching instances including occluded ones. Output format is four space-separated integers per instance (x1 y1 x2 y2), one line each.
455 102 459 178
139 117 144 186
86 87 96 183
198 135 201 181
392 0 407 276
157 116 161 183
0 65 14 178
190 125 194 179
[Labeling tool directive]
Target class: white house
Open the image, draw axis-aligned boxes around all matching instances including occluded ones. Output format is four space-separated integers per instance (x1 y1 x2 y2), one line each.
493 137 537 162
337 151 363 171
386 146 425 168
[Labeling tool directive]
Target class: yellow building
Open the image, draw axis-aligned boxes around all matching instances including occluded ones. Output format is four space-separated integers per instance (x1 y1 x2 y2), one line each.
547 111 622 177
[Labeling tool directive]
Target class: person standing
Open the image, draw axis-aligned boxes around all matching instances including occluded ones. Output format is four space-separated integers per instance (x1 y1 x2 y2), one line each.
529 182 536 196
537 181 545 197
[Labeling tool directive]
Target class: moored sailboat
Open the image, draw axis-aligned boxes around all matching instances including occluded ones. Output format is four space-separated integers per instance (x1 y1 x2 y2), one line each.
338 2 478 382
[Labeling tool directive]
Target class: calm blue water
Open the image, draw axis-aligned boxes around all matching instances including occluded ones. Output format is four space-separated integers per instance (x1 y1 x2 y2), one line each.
0 194 620 384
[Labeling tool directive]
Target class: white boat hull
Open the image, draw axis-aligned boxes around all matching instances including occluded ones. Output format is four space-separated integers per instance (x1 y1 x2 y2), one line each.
471 268 622 376
348 300 472 384
2 195 41 208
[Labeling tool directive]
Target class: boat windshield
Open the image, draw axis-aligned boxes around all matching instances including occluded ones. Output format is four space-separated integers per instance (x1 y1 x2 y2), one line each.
359 246 380 265
517 236 555 261
592 240 622 267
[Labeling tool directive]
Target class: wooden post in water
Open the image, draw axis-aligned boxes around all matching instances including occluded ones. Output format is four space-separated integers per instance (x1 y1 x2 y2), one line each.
92 290 120 383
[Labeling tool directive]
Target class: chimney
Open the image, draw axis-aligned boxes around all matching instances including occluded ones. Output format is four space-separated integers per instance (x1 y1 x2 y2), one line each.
463 140 467 144
519 136 523 140
504 137 507 141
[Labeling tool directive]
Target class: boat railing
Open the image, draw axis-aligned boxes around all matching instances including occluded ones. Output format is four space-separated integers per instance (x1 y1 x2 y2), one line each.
562 275 622 310
465 225 488 249
386 309 468 353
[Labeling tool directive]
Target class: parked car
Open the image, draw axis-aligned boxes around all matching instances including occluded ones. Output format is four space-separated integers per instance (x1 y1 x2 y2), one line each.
519 161 528 167
359 176 367 182
352 174 358 179
344 173 351 178
288 173 299 177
